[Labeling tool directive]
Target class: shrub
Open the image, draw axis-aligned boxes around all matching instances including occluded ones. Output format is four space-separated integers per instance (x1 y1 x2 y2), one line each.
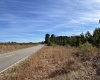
65 44 71 48
47 41 52 46
79 41 97 52
77 42 98 61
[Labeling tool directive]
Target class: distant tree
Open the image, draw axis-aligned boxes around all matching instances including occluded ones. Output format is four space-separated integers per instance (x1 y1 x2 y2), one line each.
45 34 50 44
80 32 85 44
70 36 76 46
59 36 63 45
63 38 67 46
50 34 55 43
85 31 92 43
44 28 100 47
76 36 80 46
93 28 100 47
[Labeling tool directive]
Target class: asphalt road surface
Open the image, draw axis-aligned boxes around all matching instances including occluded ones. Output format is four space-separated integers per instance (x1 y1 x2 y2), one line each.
0 45 44 73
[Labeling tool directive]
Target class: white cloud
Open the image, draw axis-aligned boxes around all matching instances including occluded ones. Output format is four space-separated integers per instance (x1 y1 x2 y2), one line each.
67 0 100 25
0 0 100 42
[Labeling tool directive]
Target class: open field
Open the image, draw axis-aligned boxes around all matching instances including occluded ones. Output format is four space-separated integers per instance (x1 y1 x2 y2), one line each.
0 46 100 80
0 43 37 54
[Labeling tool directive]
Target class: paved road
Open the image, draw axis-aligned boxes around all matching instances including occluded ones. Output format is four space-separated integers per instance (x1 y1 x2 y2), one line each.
0 45 44 73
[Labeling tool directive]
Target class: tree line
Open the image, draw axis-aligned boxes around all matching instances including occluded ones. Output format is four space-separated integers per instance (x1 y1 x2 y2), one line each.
45 27 100 47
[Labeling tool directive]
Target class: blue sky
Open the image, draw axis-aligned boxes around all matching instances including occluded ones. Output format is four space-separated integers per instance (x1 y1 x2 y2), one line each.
0 0 100 42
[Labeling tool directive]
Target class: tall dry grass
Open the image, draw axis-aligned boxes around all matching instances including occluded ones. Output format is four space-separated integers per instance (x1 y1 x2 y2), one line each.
0 44 34 54
0 46 99 80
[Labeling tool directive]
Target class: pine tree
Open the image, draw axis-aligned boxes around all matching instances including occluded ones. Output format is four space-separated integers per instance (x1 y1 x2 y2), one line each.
93 28 100 47
45 34 50 44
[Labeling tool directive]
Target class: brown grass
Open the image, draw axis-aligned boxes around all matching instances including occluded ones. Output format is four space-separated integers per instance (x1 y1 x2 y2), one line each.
0 46 100 80
0 44 34 54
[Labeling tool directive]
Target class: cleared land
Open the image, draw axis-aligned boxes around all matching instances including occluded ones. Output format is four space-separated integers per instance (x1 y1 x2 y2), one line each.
0 46 99 80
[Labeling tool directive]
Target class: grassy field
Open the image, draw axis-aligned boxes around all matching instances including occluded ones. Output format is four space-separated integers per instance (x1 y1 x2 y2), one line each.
0 46 100 80
0 44 36 54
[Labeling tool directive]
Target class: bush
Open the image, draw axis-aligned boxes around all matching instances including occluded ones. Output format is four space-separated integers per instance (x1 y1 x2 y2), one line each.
47 41 52 46
79 41 96 52
65 44 71 48
77 42 98 61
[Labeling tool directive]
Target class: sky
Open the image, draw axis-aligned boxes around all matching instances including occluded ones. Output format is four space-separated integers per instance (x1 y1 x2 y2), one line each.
0 0 100 42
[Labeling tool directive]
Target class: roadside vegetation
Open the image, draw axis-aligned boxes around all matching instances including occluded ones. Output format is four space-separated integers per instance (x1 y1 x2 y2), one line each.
45 28 100 49
0 46 99 80
0 42 37 54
